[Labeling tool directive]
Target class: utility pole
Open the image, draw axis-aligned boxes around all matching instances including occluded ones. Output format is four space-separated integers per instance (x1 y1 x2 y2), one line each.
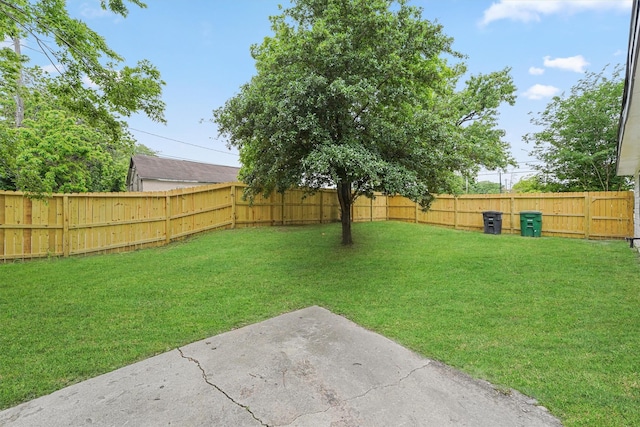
13 36 24 128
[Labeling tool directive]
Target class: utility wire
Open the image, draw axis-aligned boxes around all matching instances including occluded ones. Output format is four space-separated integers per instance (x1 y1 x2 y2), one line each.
17 42 46 54
5 9 236 159
129 127 238 157
154 154 222 163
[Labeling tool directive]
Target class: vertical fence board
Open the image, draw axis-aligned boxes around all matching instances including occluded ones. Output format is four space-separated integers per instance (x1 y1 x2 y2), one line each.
1 186 634 261
320 190 339 223
353 196 372 222
372 195 388 221
388 195 415 222
22 197 32 257
589 191 634 239
0 194 4 258
12 195 24 258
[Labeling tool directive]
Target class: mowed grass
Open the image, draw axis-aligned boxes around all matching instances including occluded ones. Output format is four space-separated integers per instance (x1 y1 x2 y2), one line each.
1 221 639 426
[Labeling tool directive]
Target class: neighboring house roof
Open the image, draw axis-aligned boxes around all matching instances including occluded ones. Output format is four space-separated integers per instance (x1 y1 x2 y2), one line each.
617 0 640 176
130 155 240 183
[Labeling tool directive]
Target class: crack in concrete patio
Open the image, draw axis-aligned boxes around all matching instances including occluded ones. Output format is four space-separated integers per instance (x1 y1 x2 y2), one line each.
177 348 271 427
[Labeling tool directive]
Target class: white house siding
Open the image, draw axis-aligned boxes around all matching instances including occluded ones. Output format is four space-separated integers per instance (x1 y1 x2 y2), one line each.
617 1 640 250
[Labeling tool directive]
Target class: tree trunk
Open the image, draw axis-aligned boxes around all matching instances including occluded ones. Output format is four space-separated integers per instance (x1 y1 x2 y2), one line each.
337 181 353 245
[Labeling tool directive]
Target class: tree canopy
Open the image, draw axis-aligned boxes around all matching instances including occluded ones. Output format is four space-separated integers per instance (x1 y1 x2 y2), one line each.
214 0 516 244
524 66 631 192
468 180 502 194
511 175 548 194
0 0 165 194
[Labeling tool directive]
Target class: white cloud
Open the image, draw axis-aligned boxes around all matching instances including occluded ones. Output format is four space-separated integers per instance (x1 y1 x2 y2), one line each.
529 67 545 75
80 2 111 19
79 1 122 21
1 36 13 49
82 75 99 89
523 84 560 100
42 64 62 74
543 55 589 72
480 0 631 26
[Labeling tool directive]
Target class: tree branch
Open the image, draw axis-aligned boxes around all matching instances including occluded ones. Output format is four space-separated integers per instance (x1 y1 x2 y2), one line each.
352 75 391 124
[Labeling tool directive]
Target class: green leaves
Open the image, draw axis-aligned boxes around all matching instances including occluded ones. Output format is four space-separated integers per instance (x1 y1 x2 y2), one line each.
214 0 516 242
525 65 630 192
0 0 165 195
10 109 131 195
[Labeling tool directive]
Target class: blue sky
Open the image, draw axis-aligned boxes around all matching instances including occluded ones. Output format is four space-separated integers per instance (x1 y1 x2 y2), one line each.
61 0 633 186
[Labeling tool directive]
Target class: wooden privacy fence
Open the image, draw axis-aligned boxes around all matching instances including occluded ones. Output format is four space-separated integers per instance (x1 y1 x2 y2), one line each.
389 191 635 239
0 184 634 260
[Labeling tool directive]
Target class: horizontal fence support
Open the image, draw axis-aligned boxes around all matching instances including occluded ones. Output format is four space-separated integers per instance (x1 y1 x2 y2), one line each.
169 203 233 221
0 186 634 261
0 224 64 230
70 236 166 256
68 218 166 229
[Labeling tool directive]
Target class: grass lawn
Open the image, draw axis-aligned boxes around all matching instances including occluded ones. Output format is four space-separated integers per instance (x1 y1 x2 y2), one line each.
1 221 639 426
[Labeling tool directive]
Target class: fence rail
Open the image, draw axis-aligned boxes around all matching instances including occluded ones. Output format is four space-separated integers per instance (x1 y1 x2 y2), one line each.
0 185 634 260
389 191 634 240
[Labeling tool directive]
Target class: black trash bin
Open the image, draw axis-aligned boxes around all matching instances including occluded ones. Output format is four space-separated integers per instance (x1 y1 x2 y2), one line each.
482 211 503 235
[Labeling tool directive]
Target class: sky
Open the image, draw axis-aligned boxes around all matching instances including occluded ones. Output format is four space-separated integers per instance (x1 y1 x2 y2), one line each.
53 1 635 186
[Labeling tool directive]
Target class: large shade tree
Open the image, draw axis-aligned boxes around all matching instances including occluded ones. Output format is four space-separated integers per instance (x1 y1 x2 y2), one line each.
214 0 516 244
525 66 631 192
0 66 142 193
0 0 165 194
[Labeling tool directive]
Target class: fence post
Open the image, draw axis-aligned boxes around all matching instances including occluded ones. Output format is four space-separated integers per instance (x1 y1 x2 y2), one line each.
629 190 636 238
320 190 324 224
165 194 172 244
386 195 390 221
584 193 591 239
510 195 516 234
270 191 274 226
231 185 237 229
370 197 374 222
454 197 459 229
415 201 419 223
0 194 4 258
282 191 286 225
351 199 355 224
63 195 70 257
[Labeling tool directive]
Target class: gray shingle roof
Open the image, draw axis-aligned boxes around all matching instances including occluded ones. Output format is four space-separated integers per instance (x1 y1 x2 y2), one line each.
131 155 239 183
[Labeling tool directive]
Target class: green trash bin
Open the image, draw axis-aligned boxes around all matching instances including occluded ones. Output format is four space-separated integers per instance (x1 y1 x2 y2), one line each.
520 211 542 237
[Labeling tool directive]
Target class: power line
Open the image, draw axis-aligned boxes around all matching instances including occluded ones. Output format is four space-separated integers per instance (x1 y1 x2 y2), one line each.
129 128 238 157
18 42 46 54
154 153 223 163
477 170 537 177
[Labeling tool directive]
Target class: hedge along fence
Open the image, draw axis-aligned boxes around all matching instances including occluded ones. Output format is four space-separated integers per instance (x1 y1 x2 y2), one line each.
0 184 634 261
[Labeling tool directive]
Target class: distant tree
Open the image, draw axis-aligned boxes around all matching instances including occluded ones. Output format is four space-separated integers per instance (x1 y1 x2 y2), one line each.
469 180 501 194
511 175 549 193
14 110 132 194
214 0 516 245
0 65 151 194
524 66 631 192
134 144 158 157
0 0 165 195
